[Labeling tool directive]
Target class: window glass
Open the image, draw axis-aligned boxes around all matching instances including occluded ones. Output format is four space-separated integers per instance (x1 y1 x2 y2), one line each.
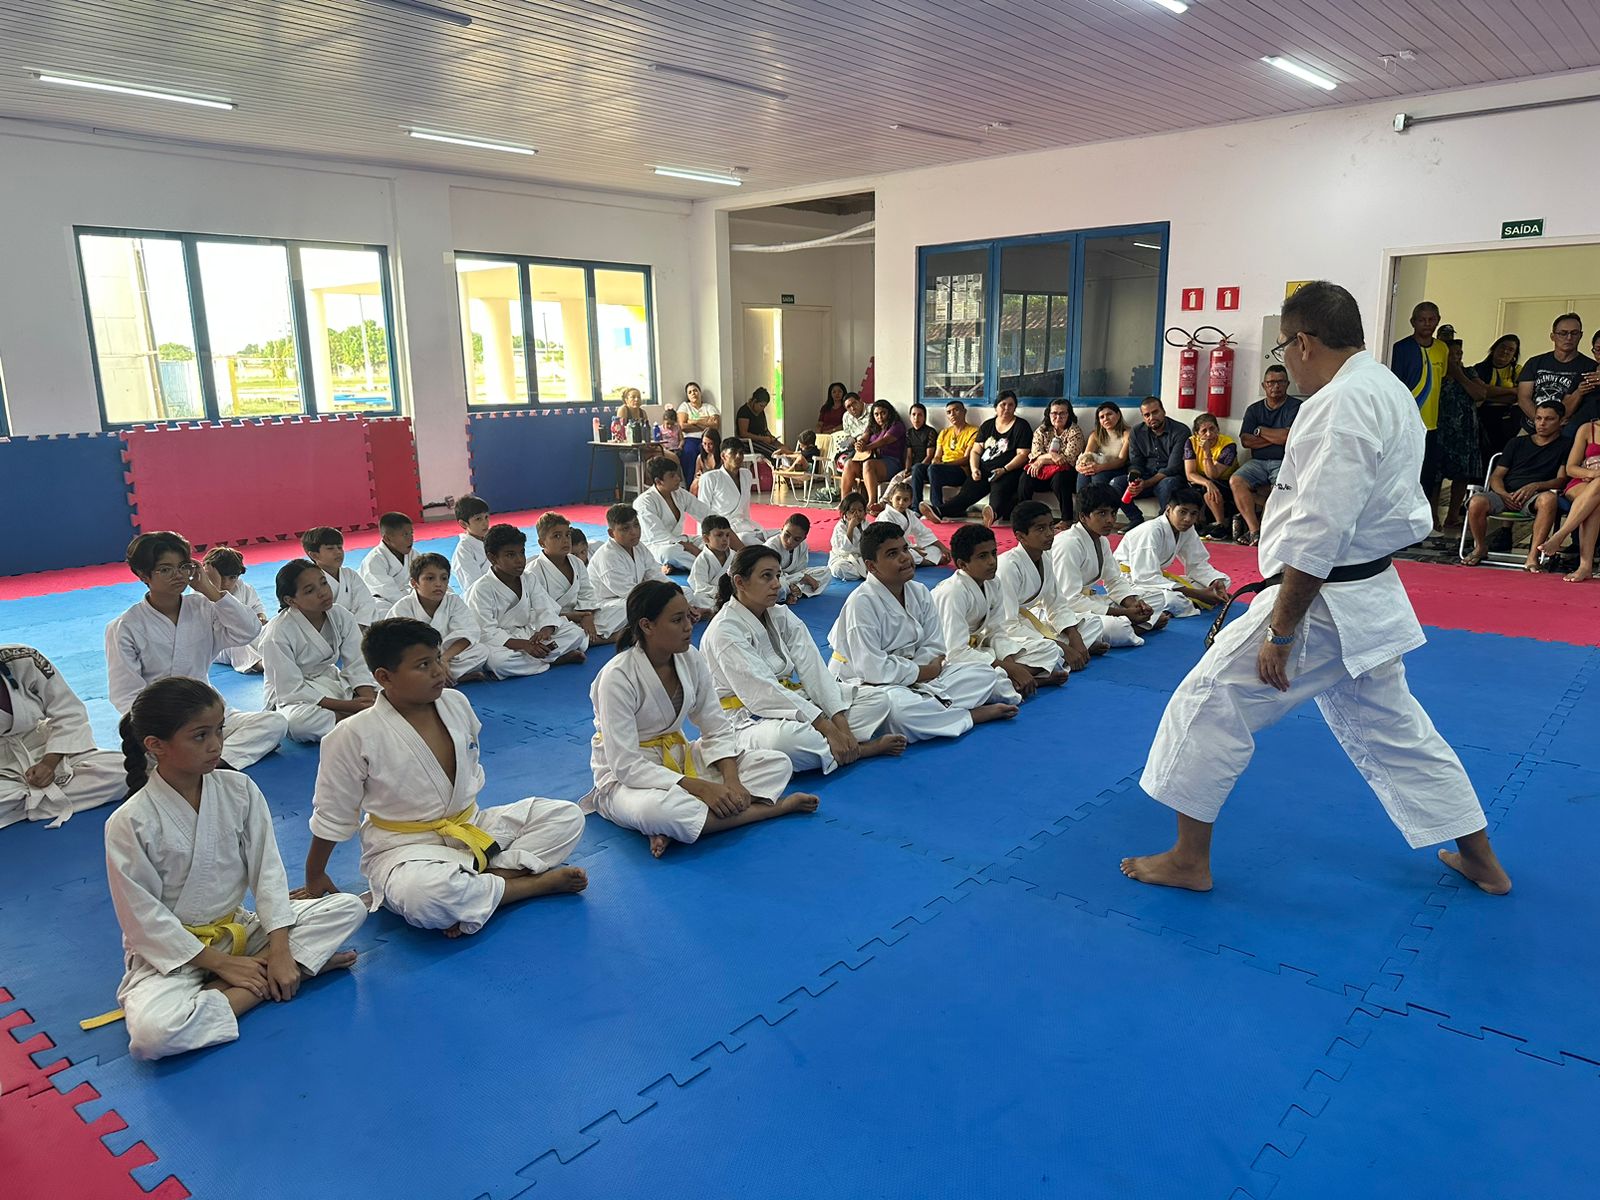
1078 233 1163 398
456 258 528 407
79 234 204 423
196 241 304 417
528 264 591 404
299 247 396 413
998 241 1072 400
594 268 653 402
922 248 989 400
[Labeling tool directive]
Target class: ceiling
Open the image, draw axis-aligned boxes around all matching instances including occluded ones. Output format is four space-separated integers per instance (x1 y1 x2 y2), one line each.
2 0 1598 201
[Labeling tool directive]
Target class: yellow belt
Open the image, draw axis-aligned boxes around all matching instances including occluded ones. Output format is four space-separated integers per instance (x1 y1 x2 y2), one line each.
368 802 498 871
640 730 698 778
1116 563 1219 610
720 677 803 710
1020 607 1058 638
80 912 249 1030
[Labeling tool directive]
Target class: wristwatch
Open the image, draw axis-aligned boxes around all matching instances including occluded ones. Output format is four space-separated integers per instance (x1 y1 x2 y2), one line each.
1266 626 1296 646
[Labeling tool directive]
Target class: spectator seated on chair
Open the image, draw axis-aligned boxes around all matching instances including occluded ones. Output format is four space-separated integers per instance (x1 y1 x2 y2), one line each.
1182 412 1239 539
1464 399 1570 569
1230 366 1300 545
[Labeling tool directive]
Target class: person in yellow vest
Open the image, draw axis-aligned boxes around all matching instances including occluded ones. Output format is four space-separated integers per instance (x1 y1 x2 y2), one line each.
1390 300 1450 528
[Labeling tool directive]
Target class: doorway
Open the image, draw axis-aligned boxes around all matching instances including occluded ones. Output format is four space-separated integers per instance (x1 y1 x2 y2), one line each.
740 304 832 446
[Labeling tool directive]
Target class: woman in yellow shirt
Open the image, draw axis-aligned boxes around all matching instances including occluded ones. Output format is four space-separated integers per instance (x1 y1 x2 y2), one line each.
1183 412 1239 538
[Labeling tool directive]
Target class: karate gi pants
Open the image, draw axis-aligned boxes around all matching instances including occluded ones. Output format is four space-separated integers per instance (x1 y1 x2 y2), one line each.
649 540 702 572
865 661 1014 743
221 707 290 764
733 689 894 774
594 744 794 844
0 750 127 829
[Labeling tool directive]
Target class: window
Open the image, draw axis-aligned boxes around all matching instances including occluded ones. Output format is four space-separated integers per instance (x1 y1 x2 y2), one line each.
454 253 658 407
76 228 401 427
918 224 1169 408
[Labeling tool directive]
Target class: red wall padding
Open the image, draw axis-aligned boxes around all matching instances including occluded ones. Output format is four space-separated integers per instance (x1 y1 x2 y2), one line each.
364 417 423 522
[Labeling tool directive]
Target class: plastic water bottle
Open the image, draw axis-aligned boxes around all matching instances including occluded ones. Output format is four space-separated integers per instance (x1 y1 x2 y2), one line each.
592 417 602 441
652 422 662 443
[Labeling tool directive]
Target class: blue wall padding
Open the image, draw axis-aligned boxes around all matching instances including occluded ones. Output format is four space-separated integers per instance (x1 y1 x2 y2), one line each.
467 407 621 510
0 434 135 574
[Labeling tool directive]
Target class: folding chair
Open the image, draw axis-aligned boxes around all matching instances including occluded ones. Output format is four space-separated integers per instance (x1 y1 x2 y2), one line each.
1459 453 1538 569
773 462 823 506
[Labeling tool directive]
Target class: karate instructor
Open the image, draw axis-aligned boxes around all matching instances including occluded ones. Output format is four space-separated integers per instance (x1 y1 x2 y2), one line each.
1121 281 1511 896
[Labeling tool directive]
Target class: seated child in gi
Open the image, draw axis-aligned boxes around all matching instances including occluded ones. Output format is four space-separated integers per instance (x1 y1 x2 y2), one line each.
102 678 365 1060
260 559 377 742
765 512 829 601
359 512 417 609
450 494 492 592
302 527 378 626
589 503 680 632
1049 483 1164 647
689 514 737 611
829 492 869 580
526 512 602 645
584 580 817 858
567 526 591 564
1 645 125 829
465 524 588 673
303 618 588 938
932 524 1059 702
387 553 489 682
636 456 711 572
1114 485 1232 617
204 547 268 674
877 481 949 566
997 501 1099 673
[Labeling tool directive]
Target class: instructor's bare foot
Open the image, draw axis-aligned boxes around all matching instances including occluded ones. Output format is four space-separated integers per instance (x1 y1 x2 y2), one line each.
1437 847 1512 895
973 703 1019 724
314 950 358 976
1120 849 1213 891
649 834 672 858
860 733 908 758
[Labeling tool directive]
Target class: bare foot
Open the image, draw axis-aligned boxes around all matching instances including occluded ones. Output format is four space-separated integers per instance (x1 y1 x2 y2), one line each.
1564 563 1594 583
1436 848 1512 895
555 650 587 666
1089 640 1110 656
522 866 589 897
981 504 996 528
1119 849 1213 891
1462 545 1485 566
973 702 1019 724
776 792 821 815
1040 669 1070 688
442 922 465 939
860 733 909 758
649 833 672 858
314 950 358 976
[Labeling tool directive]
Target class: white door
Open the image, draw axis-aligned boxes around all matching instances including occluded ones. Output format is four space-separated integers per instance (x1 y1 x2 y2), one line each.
778 306 832 441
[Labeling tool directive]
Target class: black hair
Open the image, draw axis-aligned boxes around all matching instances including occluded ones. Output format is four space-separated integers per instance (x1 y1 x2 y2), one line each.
1193 411 1220 430
1535 398 1566 416
535 511 571 539
838 491 867 515
410 551 451 580
454 495 490 522
784 512 811 534
1010 499 1052 537
1046 399 1079 427
1263 364 1290 379
1168 486 1206 512
860 520 908 563
997 389 1018 404
1076 483 1119 517
125 531 191 578
300 526 343 554
274 558 324 610
950 523 996 564
605 503 638 528
647 456 683 484
483 523 526 559
845 391 861 403
721 438 748 457
701 513 733 535
202 546 245 577
120 677 223 795
568 526 589 544
1553 312 1582 332
1139 394 1163 410
909 402 927 416
362 616 442 673
871 399 903 428
715 543 783 611
824 382 847 409
617 579 685 650
700 428 722 457
378 511 414 533
1281 281 1365 351
750 386 771 405
1411 300 1440 320
684 380 702 402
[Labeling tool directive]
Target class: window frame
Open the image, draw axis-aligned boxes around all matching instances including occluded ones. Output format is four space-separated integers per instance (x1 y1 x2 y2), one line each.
74 226 403 428
918 222 1170 410
454 250 658 409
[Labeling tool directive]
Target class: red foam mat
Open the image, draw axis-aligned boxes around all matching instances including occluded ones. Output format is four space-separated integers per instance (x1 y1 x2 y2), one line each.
365 417 423 521
0 1082 188 1199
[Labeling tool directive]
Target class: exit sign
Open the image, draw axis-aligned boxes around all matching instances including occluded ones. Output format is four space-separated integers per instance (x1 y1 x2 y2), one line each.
1502 218 1544 239
780 293 796 304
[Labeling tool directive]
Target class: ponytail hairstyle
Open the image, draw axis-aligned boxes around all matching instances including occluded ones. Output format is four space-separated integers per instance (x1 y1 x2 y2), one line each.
716 544 782 612
119 677 224 796
274 558 323 611
617 579 687 651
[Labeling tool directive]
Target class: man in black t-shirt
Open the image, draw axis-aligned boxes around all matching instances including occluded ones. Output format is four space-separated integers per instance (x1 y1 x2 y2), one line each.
1464 399 1571 567
1229 365 1301 544
1517 313 1598 430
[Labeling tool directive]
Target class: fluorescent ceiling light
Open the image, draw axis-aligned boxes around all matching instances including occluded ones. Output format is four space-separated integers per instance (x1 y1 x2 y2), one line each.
1133 241 1163 250
1262 55 1338 91
35 72 234 110
407 127 536 155
1145 0 1189 13
654 167 743 186
889 122 983 146
648 64 788 101
370 0 473 26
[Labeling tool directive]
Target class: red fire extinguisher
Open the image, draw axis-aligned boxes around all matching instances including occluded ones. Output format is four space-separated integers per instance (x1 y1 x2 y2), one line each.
1207 335 1235 417
1177 341 1199 410
1166 326 1230 412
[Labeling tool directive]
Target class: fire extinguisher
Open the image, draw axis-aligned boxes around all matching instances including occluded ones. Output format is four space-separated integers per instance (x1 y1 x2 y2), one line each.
1166 325 1229 411
1177 340 1199 410
1207 335 1235 418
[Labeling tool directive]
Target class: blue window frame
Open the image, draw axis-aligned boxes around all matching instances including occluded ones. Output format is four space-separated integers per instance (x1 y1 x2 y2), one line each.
0 359 9 436
918 223 1170 409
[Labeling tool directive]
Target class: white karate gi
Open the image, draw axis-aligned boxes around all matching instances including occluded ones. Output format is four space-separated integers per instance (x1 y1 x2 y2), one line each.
259 606 376 743
385 592 489 682
587 539 667 637
637 486 710 570
697 466 770 545
213 581 269 672
526 553 597 621
1049 526 1145 648
359 544 415 609
105 592 288 768
1142 350 1488 847
996 546 1091 668
688 546 733 610
582 645 794 843
451 534 490 594
0 648 125 829
325 566 379 626
105 769 368 1060
703 599 892 773
828 521 866 581
311 690 584 934
878 506 946 565
764 533 829 599
928 572 1032 699
1114 517 1231 618
465 572 586 675
827 573 1010 741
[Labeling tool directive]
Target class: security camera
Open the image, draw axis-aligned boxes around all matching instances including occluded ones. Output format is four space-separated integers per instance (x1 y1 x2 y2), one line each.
1393 112 1412 133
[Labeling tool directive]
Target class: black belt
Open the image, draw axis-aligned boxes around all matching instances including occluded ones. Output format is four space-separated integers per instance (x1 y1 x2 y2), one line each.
1204 556 1393 648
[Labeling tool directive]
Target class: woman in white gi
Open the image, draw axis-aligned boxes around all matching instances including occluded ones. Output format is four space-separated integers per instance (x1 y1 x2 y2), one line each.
696 440 771 546
1 646 125 829
996 501 1098 672
1124 281 1510 896
1113 486 1231 618
636 457 711 571
260 560 377 743
704 545 904 774
465 524 588 674
105 531 289 769
1048 483 1163 648
102 678 366 1061
302 618 588 937
584 580 817 858
829 494 868 581
764 513 829 600
930 525 1053 699
827 522 1019 741
204 547 269 673
386 553 489 683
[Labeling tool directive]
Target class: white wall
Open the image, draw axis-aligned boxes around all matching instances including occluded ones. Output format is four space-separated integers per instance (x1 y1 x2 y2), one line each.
0 125 692 502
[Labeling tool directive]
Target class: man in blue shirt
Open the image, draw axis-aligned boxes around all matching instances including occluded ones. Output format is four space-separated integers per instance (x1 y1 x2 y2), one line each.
1122 396 1190 526
1230 365 1302 544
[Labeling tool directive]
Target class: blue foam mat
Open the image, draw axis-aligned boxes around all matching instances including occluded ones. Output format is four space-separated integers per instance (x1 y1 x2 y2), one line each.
0 434 135 575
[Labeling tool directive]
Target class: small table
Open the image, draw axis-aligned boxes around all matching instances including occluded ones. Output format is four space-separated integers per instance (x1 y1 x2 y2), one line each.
585 440 664 503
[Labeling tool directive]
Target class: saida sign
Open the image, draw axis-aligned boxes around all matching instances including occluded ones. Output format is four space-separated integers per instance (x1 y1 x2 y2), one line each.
1501 218 1544 240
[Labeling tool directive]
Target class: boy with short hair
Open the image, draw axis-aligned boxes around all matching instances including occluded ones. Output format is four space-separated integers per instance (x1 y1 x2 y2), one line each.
360 512 416 608
766 513 829 602
830 493 869 581
302 527 378 626
827 523 1019 741
204 546 269 673
303 618 588 938
997 501 1098 674
697 438 770 546
568 526 591 564
635 456 710 571
1049 483 1164 647
525 513 602 645
690 515 737 610
387 553 489 682
589 503 682 632
465 524 588 674
450 495 493 592
1114 486 1232 617
931 525 1053 702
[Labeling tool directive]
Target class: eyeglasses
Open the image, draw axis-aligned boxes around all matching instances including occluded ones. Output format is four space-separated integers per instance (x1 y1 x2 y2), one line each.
151 561 198 580
1554 329 1583 339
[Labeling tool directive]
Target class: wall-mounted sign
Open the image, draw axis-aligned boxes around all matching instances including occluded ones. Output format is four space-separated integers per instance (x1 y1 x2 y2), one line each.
1217 286 1240 311
1501 219 1544 240
1284 279 1314 299
780 293 796 304
1180 287 1205 311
